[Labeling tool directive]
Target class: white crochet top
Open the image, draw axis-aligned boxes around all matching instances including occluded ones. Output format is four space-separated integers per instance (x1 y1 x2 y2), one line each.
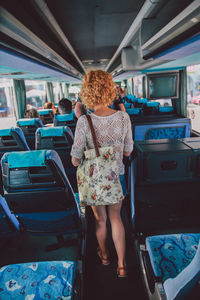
71 111 133 174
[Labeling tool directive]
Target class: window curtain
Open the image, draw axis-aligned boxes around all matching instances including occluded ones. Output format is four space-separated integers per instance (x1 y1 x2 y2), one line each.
59 83 64 99
127 79 132 94
13 79 26 119
64 83 69 98
45 82 55 103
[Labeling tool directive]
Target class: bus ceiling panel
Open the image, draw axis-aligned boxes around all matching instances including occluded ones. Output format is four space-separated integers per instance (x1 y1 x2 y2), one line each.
141 0 200 54
45 0 145 62
0 49 81 83
0 1 84 75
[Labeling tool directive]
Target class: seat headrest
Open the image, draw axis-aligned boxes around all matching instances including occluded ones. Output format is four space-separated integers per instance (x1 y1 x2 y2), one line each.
159 106 174 112
146 102 159 107
38 109 53 115
0 128 12 136
124 103 131 108
54 113 74 122
37 126 70 137
17 118 43 126
138 98 148 104
126 108 141 115
7 150 47 168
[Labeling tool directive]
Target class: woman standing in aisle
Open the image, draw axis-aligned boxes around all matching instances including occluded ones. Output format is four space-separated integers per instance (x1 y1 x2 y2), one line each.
71 70 133 277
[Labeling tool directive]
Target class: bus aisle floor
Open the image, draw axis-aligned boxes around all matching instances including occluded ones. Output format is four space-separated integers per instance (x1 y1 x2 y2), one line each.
83 205 148 300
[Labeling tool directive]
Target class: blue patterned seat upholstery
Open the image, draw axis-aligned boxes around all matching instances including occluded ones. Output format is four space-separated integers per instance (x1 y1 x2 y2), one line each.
146 233 200 282
145 126 186 140
0 261 75 299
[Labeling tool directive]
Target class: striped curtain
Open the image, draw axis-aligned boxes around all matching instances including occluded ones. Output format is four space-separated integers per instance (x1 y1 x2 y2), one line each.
45 82 55 103
13 79 26 119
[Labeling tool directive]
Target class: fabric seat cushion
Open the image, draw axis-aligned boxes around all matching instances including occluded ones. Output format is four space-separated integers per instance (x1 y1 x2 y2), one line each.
146 233 200 282
0 261 76 299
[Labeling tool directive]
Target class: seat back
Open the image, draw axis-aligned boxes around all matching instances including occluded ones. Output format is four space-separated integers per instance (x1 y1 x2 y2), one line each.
0 127 30 159
36 126 73 168
0 127 30 194
143 102 160 116
134 98 148 108
35 126 77 191
1 150 81 234
38 109 54 124
54 113 76 134
17 118 43 149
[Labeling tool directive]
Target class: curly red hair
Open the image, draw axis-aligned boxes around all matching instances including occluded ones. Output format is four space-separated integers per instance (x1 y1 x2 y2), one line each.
80 70 117 109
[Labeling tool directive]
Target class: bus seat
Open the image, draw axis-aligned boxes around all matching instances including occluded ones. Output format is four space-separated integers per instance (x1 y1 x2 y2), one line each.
54 113 76 134
1 150 81 236
38 109 54 125
135 98 148 108
126 108 141 116
143 102 160 116
0 261 76 299
124 103 132 109
0 127 30 194
17 118 43 150
36 126 77 191
142 233 200 300
0 194 20 235
0 127 30 158
159 106 175 113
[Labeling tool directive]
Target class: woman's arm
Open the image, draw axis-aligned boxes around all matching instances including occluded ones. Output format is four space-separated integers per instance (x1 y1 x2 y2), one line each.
70 116 86 165
123 151 131 157
74 102 82 119
118 103 126 112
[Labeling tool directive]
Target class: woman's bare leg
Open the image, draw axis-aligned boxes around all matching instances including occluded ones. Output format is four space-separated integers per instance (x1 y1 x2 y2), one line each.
91 205 108 258
108 201 126 272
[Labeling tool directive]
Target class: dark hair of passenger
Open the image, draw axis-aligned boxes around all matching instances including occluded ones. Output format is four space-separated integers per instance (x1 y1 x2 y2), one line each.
24 108 39 118
58 98 72 114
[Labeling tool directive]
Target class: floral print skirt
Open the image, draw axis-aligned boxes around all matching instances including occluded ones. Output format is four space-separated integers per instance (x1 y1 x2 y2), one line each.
77 146 124 206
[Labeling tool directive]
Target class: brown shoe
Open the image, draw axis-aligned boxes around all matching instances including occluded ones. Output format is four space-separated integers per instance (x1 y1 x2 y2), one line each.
117 266 128 278
97 247 110 266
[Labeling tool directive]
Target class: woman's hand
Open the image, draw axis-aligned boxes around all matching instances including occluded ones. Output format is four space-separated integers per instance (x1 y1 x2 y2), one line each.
72 156 81 167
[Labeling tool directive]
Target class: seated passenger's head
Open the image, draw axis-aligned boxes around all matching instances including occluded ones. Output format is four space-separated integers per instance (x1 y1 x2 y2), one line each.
44 102 57 113
80 70 116 109
24 108 39 118
58 98 72 114
44 102 54 109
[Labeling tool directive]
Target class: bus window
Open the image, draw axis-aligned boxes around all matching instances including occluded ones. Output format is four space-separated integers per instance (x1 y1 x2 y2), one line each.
187 64 200 133
25 80 46 109
0 79 16 128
